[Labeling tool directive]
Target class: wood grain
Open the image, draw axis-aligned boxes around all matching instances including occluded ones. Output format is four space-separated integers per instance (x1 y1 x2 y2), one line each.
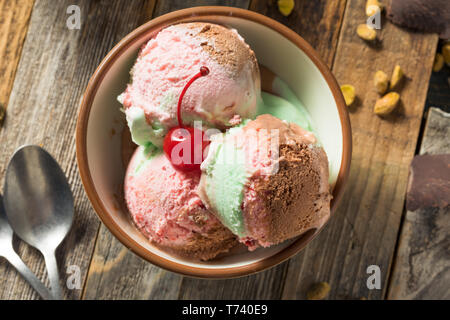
0 0 34 115
249 0 346 67
83 227 183 300
387 107 450 300
281 0 439 300
154 0 251 13
0 0 155 299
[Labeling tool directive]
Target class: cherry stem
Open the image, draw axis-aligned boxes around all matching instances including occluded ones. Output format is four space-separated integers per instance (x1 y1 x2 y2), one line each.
177 66 210 128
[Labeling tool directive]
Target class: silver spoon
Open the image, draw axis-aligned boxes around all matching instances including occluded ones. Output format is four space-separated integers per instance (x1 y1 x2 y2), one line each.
0 195 53 299
3 145 74 300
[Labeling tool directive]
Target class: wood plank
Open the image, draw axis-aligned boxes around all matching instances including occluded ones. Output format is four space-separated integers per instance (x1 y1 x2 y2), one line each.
249 0 346 67
0 0 34 114
83 226 183 300
177 0 348 299
387 107 450 300
154 0 251 13
281 0 439 300
82 0 252 300
0 0 155 300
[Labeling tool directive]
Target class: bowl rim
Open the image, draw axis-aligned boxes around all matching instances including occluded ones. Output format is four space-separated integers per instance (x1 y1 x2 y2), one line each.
76 6 352 279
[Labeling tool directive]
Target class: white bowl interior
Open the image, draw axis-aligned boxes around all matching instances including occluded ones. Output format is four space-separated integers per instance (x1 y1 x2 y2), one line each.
86 16 343 269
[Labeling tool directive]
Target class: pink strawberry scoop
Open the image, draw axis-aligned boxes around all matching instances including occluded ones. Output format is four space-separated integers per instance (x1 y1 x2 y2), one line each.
124 146 237 260
119 22 260 148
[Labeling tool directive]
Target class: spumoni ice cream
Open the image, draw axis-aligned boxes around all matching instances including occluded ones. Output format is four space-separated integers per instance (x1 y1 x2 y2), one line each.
124 146 237 260
198 115 331 249
119 22 260 147
121 22 332 260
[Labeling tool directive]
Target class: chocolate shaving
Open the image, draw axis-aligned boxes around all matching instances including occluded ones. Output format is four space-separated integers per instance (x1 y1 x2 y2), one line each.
387 0 450 39
406 154 450 211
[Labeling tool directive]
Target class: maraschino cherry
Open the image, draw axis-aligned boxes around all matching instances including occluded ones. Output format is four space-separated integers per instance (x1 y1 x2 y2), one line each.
163 66 210 172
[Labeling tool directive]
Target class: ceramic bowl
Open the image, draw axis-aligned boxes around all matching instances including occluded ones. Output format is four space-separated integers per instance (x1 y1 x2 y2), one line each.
76 6 351 278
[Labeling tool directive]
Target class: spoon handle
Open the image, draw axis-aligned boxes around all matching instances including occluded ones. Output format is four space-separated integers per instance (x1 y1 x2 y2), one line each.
43 250 63 300
3 248 53 300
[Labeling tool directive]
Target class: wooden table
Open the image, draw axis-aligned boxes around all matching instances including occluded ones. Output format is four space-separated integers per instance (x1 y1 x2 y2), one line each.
0 0 446 300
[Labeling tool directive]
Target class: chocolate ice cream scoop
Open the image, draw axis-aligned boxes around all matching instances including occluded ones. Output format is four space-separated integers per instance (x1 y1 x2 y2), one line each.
387 0 450 38
199 115 331 249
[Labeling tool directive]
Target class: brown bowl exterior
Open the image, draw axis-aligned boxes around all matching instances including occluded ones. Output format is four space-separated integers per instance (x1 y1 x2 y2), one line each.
76 6 352 278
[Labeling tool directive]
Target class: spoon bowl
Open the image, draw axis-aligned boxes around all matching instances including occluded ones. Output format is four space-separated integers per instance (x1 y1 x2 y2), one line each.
3 145 74 299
